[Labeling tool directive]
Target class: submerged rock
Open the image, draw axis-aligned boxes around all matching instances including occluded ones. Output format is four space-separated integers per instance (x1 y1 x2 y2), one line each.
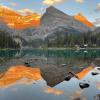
97 67 100 71
79 82 90 89
91 72 99 76
24 62 31 67
65 75 72 81
61 64 67 67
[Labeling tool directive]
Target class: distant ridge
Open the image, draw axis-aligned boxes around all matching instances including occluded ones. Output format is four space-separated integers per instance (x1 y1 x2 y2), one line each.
0 6 40 29
74 13 94 28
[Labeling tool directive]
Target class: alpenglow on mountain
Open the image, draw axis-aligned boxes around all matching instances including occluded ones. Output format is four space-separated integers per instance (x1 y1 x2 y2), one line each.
0 6 41 29
0 6 95 48
74 13 94 28
0 6 94 30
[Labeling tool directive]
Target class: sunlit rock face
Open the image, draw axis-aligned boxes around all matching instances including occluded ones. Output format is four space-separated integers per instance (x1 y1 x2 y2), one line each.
0 65 42 87
74 13 94 28
0 6 40 29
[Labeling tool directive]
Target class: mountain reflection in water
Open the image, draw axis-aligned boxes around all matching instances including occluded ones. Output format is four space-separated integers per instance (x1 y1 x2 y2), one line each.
0 65 42 87
0 65 99 100
0 65 100 100
0 65 93 88
0 49 100 100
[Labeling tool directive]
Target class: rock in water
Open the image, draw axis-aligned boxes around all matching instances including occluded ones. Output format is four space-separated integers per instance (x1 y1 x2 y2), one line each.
79 82 90 89
65 75 72 81
91 72 99 76
97 67 100 70
61 64 67 67
24 62 31 67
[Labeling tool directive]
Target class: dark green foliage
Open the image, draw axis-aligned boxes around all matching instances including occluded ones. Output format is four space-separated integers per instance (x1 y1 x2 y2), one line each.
46 31 100 48
0 30 20 49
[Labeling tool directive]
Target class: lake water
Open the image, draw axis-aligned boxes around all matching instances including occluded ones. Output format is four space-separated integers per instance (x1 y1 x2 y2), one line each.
0 49 100 100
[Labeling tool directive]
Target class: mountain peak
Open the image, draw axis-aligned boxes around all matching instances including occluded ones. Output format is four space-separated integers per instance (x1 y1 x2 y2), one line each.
46 6 61 14
46 6 68 16
41 6 72 26
46 6 57 11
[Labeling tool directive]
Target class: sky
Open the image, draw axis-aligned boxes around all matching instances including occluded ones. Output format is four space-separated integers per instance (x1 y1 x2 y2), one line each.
0 0 100 26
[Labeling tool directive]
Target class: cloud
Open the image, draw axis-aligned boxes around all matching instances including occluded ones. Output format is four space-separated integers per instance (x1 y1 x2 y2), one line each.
43 0 65 5
43 0 84 5
17 9 33 15
97 82 100 90
75 0 84 3
97 3 100 10
93 18 100 26
95 3 100 12
10 2 17 7
96 3 100 11
44 87 64 95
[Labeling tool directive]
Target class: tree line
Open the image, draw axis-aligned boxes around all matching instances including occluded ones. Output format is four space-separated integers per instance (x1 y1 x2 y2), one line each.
46 31 100 48
0 29 100 49
0 30 20 49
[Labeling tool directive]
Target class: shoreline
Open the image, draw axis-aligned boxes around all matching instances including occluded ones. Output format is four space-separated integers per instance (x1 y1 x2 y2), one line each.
0 47 100 51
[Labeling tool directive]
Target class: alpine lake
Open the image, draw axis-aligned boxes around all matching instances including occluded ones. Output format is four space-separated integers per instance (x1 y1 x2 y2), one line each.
0 49 100 100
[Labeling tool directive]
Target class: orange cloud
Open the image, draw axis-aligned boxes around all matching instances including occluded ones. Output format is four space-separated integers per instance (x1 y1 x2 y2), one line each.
97 3 100 10
44 87 64 95
43 0 84 5
96 82 100 90
43 0 65 5
75 0 84 3
94 3 100 12
69 90 82 100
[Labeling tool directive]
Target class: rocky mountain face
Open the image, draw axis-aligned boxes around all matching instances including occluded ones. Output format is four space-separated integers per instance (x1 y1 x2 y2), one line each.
0 6 95 48
30 6 94 39
26 6 94 45
41 6 91 32
93 27 100 33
